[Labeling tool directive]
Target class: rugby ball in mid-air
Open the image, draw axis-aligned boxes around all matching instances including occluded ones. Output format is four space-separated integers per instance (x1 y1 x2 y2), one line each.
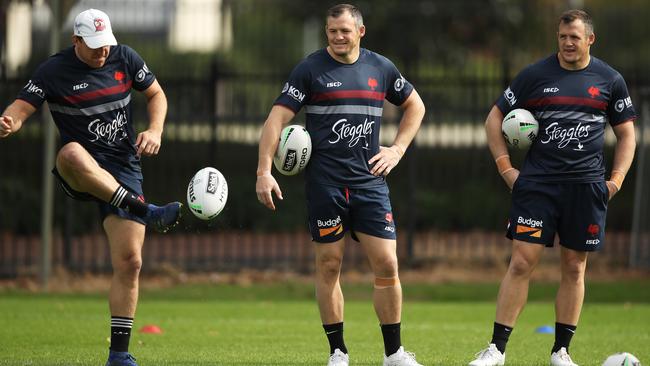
273 124 312 176
187 167 228 220
602 352 641 366
502 108 539 149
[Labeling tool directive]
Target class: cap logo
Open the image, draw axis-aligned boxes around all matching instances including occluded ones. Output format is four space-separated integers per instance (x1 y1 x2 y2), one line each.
94 18 106 32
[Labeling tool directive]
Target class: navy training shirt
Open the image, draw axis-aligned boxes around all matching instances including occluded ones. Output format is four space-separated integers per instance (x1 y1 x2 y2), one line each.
496 54 636 183
274 48 414 188
17 45 156 184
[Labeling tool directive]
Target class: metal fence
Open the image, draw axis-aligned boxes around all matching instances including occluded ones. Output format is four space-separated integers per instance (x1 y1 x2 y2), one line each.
2 72 648 276
1 0 649 277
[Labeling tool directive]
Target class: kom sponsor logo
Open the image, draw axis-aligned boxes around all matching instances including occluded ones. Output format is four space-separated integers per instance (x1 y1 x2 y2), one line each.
317 215 343 237
516 216 543 238
23 79 45 98
281 82 305 102
503 86 517 106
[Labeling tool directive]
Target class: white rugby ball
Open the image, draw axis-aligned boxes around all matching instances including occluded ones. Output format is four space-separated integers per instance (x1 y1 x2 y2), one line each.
502 108 539 149
273 124 312 176
187 167 228 220
602 352 641 366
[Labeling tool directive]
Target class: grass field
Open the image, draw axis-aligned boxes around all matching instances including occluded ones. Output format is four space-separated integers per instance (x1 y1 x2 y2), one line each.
1 281 649 365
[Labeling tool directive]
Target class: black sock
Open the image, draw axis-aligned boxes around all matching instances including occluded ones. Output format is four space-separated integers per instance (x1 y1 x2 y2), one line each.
381 323 402 357
110 186 148 217
490 322 512 353
552 322 576 354
110 316 133 352
323 322 347 355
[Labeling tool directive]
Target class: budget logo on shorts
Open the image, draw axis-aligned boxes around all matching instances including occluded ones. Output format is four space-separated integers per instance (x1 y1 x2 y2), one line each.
317 216 343 237
516 216 543 238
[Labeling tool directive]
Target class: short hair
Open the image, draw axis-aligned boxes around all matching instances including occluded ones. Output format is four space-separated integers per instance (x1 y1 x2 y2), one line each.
327 4 364 28
559 9 594 36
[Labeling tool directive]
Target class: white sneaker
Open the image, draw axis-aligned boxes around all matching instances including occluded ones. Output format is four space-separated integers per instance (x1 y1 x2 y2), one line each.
383 346 423 366
327 348 349 366
550 347 578 366
468 344 505 366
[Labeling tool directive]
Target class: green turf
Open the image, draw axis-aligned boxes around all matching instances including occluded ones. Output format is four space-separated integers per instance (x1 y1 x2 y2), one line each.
1 282 649 365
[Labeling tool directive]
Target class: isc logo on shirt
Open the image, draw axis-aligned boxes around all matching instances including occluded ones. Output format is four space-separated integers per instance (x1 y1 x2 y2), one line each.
73 83 89 91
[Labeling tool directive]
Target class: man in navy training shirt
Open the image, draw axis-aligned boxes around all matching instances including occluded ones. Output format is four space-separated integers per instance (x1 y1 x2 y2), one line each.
256 4 426 366
0 9 182 366
469 9 636 366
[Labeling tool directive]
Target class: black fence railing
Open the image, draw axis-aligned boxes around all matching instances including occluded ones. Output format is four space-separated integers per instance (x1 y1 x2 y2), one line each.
1 73 649 276
3 0 650 276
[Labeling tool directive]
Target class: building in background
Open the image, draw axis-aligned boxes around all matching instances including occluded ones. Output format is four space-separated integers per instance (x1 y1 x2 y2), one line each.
0 0 233 78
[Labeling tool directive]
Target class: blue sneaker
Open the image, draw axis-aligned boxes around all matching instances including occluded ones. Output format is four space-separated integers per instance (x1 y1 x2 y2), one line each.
105 351 138 366
144 202 182 233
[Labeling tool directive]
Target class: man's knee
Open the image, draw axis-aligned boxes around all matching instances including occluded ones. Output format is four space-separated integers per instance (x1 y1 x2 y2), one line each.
508 255 536 277
562 257 587 282
113 251 143 278
56 142 89 173
316 254 343 279
373 255 398 278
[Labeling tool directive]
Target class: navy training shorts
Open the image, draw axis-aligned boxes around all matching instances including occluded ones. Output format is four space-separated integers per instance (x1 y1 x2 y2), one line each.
506 177 609 251
306 183 396 243
52 167 146 225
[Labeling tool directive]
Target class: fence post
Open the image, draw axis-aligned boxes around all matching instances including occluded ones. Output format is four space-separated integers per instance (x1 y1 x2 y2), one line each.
39 0 64 289
405 140 417 264
630 90 649 268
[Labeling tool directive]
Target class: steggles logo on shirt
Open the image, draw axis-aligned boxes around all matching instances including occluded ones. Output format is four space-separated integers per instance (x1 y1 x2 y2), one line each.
329 118 375 149
540 122 590 150
87 110 129 145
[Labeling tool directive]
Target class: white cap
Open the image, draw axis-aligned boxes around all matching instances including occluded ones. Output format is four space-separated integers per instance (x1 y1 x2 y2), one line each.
73 9 117 49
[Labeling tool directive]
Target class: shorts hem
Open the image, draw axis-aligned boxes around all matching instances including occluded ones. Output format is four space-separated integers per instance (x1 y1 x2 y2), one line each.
352 228 397 241
559 242 602 252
